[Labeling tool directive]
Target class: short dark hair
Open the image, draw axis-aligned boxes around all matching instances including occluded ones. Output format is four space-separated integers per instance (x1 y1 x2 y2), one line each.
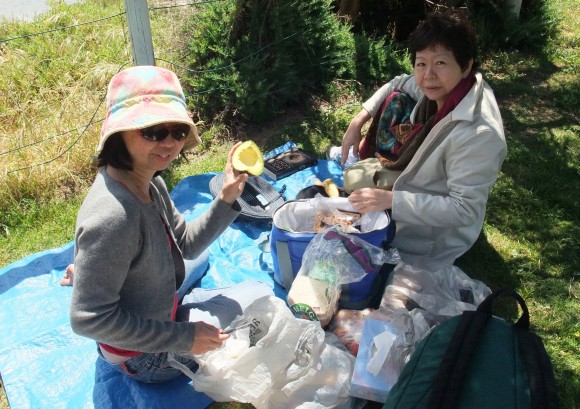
408 9 478 71
96 133 133 170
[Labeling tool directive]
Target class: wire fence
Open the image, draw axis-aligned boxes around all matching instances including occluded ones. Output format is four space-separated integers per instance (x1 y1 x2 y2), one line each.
2 3 137 173
0 12 125 44
1 0 302 174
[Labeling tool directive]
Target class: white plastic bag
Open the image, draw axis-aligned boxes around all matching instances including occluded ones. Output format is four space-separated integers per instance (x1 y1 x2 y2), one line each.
369 308 431 377
189 295 360 409
379 261 492 322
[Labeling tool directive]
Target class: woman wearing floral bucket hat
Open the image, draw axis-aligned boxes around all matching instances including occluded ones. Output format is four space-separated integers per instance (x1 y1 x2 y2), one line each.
69 66 273 383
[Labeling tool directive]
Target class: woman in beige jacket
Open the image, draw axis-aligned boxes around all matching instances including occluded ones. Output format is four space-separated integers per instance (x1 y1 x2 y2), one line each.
336 10 507 264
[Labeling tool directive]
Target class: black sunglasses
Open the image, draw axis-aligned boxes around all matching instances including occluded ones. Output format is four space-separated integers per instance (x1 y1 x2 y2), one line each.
138 124 190 142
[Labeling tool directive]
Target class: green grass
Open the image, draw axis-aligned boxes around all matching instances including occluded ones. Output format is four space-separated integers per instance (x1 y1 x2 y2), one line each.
1 0 579 408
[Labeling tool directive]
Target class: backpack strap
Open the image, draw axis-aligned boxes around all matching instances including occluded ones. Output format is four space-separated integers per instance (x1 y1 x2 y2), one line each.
428 289 558 409
516 326 559 409
490 290 558 409
477 288 530 329
426 307 490 409
427 289 524 409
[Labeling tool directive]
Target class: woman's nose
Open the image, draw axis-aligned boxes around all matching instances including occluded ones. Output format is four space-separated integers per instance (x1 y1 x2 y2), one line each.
159 135 177 147
424 65 436 78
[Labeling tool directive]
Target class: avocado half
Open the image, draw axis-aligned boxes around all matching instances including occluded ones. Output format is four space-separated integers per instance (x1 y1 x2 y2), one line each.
232 140 264 176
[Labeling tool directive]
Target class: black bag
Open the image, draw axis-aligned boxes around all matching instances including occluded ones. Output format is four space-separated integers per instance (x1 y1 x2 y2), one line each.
383 289 558 409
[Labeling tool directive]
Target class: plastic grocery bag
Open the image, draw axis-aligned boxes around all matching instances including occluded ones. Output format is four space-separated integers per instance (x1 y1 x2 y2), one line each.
379 261 491 322
187 295 361 409
367 309 431 376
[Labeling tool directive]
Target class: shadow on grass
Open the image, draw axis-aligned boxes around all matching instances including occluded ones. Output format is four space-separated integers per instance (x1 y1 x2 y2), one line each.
481 49 579 283
456 48 580 407
456 232 521 321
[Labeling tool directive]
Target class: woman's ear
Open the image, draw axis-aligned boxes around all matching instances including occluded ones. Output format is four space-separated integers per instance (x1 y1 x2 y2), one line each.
463 59 474 78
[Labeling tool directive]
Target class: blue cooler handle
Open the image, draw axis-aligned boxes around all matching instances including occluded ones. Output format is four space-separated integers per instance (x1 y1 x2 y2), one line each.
275 241 295 290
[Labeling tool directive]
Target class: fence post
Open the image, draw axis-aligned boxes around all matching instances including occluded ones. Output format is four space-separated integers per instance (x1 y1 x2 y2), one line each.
506 0 522 17
124 0 155 65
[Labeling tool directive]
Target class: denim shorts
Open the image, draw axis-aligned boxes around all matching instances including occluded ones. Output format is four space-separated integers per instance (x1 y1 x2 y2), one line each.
103 350 198 384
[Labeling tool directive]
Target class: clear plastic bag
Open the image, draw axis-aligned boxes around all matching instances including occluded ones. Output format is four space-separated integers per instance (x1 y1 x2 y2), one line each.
188 295 361 409
287 226 399 327
379 261 492 323
348 261 490 399
375 308 432 376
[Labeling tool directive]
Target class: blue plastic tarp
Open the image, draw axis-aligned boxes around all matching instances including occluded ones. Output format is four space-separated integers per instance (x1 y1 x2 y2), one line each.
0 143 344 409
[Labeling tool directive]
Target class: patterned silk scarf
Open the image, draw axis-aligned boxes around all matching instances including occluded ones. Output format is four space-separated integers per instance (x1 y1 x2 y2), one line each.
360 71 476 171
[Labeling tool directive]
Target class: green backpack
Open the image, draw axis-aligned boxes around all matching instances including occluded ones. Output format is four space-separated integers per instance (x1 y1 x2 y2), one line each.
383 289 558 409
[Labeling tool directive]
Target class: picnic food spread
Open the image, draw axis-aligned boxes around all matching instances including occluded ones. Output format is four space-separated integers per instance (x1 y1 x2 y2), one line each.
314 209 361 233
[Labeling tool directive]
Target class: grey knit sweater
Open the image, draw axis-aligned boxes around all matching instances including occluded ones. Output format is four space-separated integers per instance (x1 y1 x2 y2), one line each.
70 169 240 354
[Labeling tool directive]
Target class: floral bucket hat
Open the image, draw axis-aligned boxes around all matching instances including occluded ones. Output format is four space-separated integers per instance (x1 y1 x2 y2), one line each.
98 65 201 153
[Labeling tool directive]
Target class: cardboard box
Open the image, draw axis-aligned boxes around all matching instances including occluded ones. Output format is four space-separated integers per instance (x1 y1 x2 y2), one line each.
350 318 401 403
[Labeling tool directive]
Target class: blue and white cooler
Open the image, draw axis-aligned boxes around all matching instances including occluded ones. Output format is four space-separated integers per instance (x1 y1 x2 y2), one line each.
270 197 396 309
